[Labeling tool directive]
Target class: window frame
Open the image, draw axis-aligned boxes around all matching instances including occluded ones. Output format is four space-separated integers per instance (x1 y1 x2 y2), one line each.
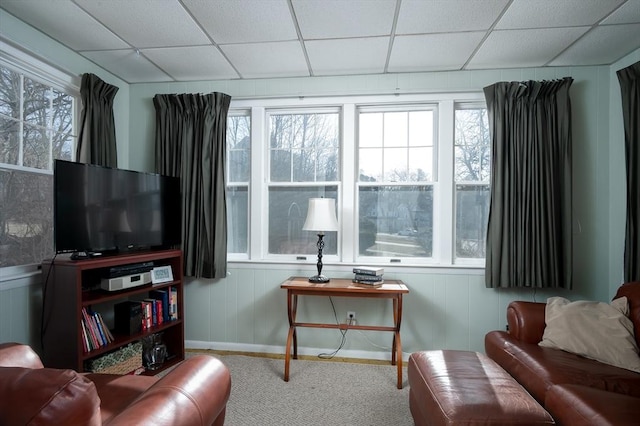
0 40 80 275
229 92 487 268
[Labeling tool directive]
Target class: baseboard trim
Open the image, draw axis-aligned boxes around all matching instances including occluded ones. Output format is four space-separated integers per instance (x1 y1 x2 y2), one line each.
185 340 410 362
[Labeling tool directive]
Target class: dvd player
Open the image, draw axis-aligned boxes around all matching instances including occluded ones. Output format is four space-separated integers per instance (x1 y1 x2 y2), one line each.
101 271 152 291
107 261 155 278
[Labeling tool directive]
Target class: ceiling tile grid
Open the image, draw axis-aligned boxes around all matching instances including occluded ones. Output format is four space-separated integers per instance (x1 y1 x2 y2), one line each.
0 0 638 84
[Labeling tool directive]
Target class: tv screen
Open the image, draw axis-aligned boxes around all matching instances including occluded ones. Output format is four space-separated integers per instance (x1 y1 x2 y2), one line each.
54 160 181 255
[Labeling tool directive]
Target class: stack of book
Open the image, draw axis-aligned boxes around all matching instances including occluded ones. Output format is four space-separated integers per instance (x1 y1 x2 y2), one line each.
352 266 384 287
81 307 114 353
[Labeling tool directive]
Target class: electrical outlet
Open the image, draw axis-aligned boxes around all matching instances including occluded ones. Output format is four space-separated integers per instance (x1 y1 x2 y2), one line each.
347 311 356 324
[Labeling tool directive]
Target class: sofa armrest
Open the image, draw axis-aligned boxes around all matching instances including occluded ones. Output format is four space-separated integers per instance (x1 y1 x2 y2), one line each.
106 355 231 426
506 301 547 344
0 342 44 368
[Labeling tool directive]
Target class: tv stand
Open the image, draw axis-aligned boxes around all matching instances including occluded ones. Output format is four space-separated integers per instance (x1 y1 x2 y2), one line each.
41 249 184 374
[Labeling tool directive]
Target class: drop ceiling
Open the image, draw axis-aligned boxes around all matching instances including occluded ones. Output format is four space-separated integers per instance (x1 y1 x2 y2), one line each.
1 0 639 84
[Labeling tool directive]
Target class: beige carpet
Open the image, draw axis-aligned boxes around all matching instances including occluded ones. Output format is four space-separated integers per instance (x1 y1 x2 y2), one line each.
184 351 413 426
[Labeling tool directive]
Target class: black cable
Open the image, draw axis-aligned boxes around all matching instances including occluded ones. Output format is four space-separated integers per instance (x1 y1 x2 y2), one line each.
318 296 350 359
40 253 58 356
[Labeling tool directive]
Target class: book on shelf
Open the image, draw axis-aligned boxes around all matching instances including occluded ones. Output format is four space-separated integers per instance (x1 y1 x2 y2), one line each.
352 266 384 276
169 287 178 320
149 289 170 323
91 311 108 346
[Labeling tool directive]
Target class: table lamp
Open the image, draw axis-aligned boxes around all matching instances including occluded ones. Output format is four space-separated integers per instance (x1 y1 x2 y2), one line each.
302 197 339 283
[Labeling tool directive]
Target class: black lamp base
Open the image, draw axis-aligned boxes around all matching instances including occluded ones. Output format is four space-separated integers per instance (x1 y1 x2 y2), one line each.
308 274 330 283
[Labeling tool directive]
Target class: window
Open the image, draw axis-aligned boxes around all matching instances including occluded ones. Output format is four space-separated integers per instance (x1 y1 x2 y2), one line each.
454 106 490 260
226 111 251 255
267 110 340 256
357 108 435 259
227 93 487 266
0 50 78 268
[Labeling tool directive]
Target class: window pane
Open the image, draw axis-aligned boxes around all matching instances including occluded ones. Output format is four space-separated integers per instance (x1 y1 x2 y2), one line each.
53 132 74 162
359 113 382 147
383 112 407 147
0 63 77 268
359 185 433 257
409 111 433 147
455 184 489 259
23 124 49 169
359 108 434 183
0 67 20 119
227 186 248 254
455 108 490 182
0 117 20 165
269 186 338 255
0 168 54 267
269 112 339 182
23 77 50 127
270 149 291 181
227 115 250 182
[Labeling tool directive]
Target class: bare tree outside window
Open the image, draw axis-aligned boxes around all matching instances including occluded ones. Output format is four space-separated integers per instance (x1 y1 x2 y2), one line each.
358 109 435 258
226 114 250 254
268 112 339 255
454 107 490 259
0 65 76 267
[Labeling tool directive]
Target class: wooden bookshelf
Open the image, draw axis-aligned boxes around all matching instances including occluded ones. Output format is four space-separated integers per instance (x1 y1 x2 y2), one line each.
41 249 184 373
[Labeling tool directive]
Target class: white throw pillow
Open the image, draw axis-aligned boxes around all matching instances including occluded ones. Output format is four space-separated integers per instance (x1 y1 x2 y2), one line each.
539 296 640 373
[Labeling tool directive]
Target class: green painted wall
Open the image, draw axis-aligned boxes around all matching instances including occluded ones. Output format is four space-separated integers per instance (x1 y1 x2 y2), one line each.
1 11 634 356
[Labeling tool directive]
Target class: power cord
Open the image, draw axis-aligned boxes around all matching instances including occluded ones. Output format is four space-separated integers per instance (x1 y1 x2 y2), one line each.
40 254 57 356
318 296 351 359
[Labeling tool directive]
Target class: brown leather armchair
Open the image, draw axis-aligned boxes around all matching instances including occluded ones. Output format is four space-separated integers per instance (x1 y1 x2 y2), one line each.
0 342 231 425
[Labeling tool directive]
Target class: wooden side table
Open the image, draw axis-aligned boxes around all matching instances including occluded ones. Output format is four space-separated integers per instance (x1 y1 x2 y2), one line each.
280 276 409 389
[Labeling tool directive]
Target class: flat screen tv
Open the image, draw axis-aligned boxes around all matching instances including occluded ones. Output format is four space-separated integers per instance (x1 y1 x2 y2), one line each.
54 159 181 255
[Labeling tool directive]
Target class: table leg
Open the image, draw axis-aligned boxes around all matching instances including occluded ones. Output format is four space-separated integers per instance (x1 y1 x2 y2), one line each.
284 292 298 382
396 295 404 389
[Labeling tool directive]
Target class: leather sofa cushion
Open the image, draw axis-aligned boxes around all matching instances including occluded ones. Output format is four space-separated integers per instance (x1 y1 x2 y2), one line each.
408 350 554 426
0 367 101 425
86 373 158 424
485 331 640 404
545 384 640 425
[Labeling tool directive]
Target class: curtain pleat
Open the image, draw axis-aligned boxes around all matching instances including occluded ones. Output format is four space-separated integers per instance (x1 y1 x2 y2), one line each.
76 73 119 167
617 61 640 282
483 78 573 289
153 93 231 279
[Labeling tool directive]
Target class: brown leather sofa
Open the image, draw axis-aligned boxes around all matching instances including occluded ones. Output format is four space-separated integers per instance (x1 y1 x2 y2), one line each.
485 282 640 425
0 342 231 425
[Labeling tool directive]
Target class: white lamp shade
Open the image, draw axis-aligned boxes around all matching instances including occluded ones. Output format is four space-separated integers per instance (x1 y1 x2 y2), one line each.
302 198 339 232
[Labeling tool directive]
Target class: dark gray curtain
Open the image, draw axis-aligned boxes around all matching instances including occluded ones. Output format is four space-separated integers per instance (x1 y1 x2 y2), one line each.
76 73 118 167
483 78 573 289
153 92 231 279
617 61 640 282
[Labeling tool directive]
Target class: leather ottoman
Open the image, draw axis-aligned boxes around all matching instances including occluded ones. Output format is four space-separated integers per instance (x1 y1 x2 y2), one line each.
408 350 554 426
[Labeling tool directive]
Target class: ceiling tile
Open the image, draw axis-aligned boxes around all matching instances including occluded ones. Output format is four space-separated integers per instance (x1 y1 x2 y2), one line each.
142 46 239 81
601 0 640 25
81 50 171 83
1 0 128 50
182 0 297 44
467 27 589 69
306 37 389 76
396 0 509 34
496 0 626 29
550 23 640 66
220 41 309 79
388 32 486 73
75 0 210 48
292 0 396 39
